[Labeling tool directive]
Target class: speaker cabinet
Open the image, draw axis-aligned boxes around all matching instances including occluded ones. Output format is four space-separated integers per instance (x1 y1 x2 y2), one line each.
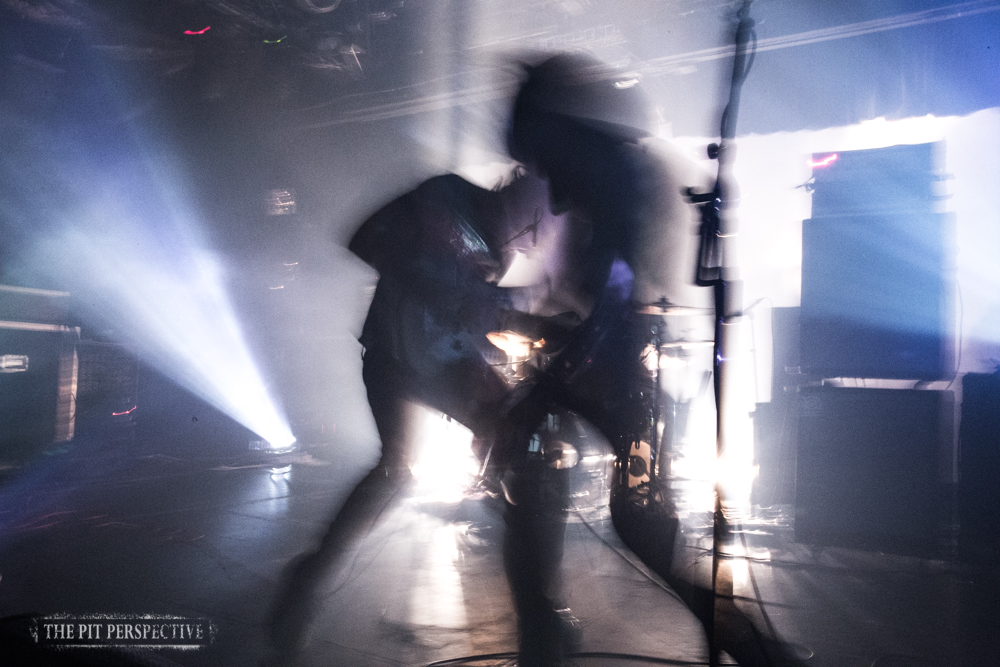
0 329 74 458
959 372 1000 559
801 211 955 380
810 143 941 217
796 386 952 557
801 143 955 380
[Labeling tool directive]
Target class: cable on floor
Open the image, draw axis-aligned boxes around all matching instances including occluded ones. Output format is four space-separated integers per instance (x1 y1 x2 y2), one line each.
575 512 686 605
425 650 710 666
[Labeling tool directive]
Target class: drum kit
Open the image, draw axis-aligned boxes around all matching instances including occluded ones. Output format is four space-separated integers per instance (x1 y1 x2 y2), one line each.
480 298 714 510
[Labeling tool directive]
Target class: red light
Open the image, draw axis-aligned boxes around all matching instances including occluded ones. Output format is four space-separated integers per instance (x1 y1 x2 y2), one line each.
808 154 838 168
184 26 211 35
112 405 137 416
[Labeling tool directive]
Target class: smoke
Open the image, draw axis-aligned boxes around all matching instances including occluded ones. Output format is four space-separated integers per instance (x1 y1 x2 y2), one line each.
13 139 295 448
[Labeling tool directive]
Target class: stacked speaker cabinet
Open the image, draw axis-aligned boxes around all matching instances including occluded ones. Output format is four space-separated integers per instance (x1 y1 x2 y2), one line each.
801 142 955 380
795 386 952 556
0 286 77 460
790 143 957 557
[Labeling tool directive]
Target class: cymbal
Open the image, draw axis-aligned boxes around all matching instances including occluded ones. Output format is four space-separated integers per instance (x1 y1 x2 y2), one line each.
659 341 715 349
635 301 712 315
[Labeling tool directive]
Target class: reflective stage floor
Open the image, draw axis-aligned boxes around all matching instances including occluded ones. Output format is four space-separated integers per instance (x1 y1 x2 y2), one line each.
0 429 997 667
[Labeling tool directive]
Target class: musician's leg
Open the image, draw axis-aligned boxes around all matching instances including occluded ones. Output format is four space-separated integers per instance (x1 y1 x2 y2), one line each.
496 383 578 667
266 354 414 662
587 334 807 666
503 457 572 667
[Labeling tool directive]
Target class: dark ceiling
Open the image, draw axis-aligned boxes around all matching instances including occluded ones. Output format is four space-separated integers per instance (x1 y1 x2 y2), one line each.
2 0 998 137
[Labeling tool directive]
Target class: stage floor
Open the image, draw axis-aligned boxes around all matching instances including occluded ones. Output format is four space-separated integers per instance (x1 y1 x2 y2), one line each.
0 430 995 667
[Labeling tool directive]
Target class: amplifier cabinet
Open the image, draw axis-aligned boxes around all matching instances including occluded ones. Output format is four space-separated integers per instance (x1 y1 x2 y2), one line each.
796 386 952 557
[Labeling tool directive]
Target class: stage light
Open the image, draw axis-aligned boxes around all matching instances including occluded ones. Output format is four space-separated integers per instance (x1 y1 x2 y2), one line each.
183 27 211 35
62 222 297 449
250 438 297 454
27 152 296 451
408 404 479 503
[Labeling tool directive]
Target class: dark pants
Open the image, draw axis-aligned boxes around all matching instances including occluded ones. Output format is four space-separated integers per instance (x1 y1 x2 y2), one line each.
266 350 506 661
266 354 415 660
500 305 806 666
503 461 573 667
497 305 654 666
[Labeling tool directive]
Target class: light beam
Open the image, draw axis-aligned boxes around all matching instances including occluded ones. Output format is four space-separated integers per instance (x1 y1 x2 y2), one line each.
27 154 295 449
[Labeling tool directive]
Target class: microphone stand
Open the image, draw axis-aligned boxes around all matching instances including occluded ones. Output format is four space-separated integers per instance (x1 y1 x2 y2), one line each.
687 2 756 665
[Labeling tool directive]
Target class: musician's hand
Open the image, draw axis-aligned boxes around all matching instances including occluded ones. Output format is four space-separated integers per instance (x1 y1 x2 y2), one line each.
497 309 581 352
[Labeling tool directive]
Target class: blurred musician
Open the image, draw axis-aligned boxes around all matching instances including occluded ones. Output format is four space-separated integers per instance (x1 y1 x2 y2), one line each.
264 171 572 665
501 52 806 667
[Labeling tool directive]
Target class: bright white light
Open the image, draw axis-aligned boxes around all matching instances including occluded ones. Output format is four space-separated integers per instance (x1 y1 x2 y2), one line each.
68 227 294 447
581 454 615 465
408 404 480 503
408 522 469 632
729 556 749 587
250 438 296 452
675 109 1000 376
30 158 295 449
497 250 548 288
614 78 641 89
665 318 757 513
